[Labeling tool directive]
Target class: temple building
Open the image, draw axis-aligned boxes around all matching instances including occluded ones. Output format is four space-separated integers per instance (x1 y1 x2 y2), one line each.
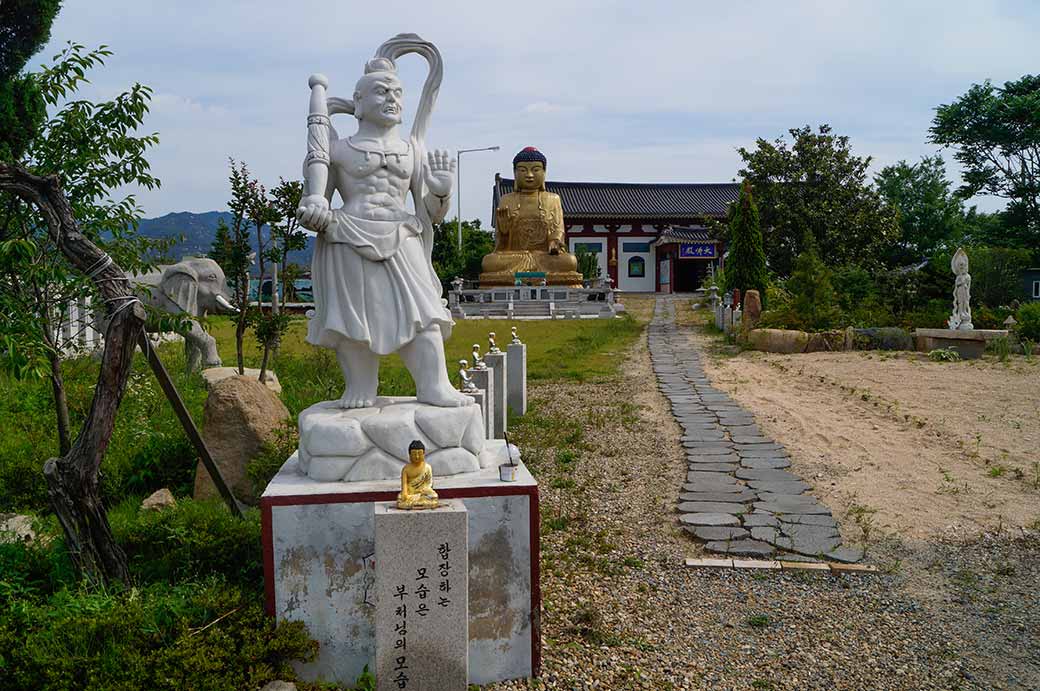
492 175 740 293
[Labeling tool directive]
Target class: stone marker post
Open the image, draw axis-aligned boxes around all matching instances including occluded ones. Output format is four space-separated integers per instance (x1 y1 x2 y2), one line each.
483 350 508 439
506 341 527 417
468 368 494 440
375 501 468 691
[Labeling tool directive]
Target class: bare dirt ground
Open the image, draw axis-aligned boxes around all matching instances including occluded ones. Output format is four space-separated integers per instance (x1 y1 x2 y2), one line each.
485 296 1040 691
697 331 1040 542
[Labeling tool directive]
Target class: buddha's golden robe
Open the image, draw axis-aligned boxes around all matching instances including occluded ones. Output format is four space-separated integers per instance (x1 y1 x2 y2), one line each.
479 190 583 287
397 462 438 509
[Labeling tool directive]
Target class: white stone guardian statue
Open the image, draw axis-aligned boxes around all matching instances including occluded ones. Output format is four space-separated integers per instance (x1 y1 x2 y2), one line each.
297 34 469 409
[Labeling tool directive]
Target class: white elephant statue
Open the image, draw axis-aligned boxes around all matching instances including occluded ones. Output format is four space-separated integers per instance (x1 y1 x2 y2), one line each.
134 257 237 371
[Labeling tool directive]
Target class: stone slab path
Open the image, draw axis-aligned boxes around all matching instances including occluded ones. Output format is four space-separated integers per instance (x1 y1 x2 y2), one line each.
650 297 863 563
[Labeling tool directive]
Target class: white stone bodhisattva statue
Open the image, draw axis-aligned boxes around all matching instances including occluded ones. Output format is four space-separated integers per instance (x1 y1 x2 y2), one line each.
948 247 973 331
296 34 470 409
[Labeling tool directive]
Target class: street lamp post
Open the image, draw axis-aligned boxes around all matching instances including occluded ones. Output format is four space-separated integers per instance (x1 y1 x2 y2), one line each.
456 145 500 250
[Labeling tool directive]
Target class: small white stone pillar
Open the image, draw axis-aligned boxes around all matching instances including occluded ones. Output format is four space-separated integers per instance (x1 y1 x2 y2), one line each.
375 501 468 691
483 351 508 439
506 342 527 417
468 368 494 440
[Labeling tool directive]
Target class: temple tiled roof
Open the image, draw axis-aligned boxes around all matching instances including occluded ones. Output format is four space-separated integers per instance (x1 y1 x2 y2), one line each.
656 226 714 244
493 177 739 224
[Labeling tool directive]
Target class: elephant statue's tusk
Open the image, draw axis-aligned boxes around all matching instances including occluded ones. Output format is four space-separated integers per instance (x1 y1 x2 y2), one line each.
216 294 238 313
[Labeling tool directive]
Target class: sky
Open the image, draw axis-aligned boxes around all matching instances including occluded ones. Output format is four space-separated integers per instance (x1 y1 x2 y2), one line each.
32 0 1040 227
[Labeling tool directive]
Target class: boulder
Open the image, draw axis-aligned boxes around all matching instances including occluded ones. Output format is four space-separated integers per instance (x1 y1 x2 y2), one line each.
141 488 176 512
747 328 809 354
847 327 914 351
743 290 762 329
195 375 290 504
0 513 35 544
201 366 282 394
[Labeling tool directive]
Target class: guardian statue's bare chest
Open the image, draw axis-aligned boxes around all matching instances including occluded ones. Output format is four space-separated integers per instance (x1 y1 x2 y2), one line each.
333 137 413 184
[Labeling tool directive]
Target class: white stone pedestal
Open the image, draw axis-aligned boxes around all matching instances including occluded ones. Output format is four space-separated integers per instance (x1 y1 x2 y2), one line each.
468 369 494 440
375 501 468 691
506 342 527 417
262 456 540 686
297 397 487 482
484 351 508 439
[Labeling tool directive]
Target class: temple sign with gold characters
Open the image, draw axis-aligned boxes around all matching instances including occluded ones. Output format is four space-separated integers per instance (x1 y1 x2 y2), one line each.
479 147 583 287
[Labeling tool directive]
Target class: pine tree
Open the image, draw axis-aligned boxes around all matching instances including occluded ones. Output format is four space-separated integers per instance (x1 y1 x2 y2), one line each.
724 180 769 306
786 234 840 331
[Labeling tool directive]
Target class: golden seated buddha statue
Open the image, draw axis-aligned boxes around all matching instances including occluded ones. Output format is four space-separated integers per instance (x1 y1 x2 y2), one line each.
479 147 583 287
397 440 439 510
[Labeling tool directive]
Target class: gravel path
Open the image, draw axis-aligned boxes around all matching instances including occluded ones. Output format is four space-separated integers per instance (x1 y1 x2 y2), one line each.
481 295 1040 690
649 297 862 562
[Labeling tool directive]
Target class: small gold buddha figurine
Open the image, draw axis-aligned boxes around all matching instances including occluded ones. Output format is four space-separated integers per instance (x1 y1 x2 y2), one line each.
458 359 478 393
471 343 486 369
479 147 583 287
488 331 501 354
397 440 439 510
510 326 521 345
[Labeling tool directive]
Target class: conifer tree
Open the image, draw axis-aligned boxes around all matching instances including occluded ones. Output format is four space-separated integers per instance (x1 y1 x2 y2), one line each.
724 180 768 306
786 233 840 331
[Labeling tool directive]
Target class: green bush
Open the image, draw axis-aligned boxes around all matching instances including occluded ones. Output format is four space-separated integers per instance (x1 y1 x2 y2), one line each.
247 420 298 498
109 499 263 586
780 244 840 331
0 577 316 691
1016 302 1040 341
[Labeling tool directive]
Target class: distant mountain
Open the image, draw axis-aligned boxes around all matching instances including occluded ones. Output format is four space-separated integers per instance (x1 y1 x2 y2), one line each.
137 211 315 269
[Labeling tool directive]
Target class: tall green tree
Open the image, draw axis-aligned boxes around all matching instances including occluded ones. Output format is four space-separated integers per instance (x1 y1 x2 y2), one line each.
431 218 493 291
268 178 306 303
723 181 768 305
209 159 254 374
930 75 1040 249
738 124 900 276
1 44 162 454
0 0 62 162
785 237 840 332
875 155 967 264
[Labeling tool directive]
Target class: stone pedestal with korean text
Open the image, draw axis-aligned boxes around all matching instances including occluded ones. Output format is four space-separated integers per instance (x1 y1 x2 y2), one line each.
483 351 508 439
375 501 468 691
506 342 527 417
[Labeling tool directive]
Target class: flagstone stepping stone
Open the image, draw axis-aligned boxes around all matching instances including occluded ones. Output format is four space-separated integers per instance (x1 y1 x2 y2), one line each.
825 547 864 563
678 512 741 527
686 478 744 493
677 501 748 515
686 526 750 541
754 497 831 515
734 442 785 451
738 448 790 459
779 514 838 528
686 463 739 473
679 490 758 503
750 526 778 542
773 525 842 556
729 436 775 445
688 454 740 464
740 457 792 470
741 512 779 528
681 432 728 442
747 480 811 495
686 471 738 483
718 416 756 426
682 444 735 455
735 468 801 482
704 539 775 557
727 425 761 435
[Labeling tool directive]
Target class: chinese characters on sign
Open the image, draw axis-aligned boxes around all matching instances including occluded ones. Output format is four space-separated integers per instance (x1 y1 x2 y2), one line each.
678 243 716 259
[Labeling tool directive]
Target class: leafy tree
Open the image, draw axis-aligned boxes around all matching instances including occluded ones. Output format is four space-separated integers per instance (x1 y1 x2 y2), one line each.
738 124 900 276
930 75 1040 249
268 178 306 304
575 245 601 281
784 237 840 331
209 159 257 374
431 218 494 291
723 181 768 306
0 44 162 454
0 0 61 162
875 155 967 264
